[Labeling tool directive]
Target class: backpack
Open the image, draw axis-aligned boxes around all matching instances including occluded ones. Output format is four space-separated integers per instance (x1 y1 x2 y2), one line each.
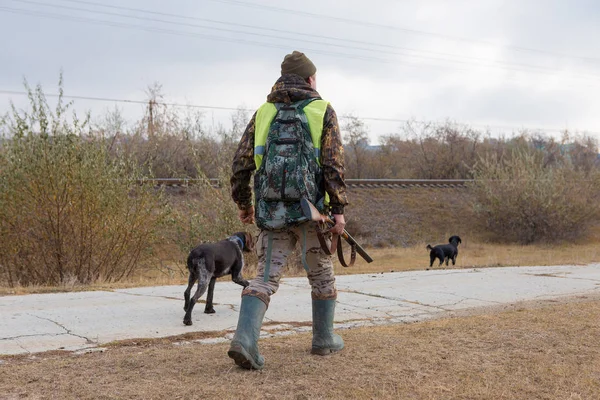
254 99 326 230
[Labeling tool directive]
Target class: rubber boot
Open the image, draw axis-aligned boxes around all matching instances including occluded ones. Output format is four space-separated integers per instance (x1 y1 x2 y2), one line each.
311 299 344 355
227 295 267 370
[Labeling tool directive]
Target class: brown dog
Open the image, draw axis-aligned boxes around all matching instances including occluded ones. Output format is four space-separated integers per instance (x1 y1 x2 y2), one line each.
183 232 255 325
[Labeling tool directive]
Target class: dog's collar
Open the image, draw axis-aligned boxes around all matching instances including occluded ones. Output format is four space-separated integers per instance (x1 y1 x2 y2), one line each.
229 236 244 250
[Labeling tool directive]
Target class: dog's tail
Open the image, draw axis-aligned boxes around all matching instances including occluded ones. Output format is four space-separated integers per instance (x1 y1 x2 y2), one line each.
426 244 433 251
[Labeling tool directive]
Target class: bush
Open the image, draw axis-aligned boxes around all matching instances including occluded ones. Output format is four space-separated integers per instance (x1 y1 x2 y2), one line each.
0 82 170 286
469 146 600 244
168 172 250 252
159 167 260 277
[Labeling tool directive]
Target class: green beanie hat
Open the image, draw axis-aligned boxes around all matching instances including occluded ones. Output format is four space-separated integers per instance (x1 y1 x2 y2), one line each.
281 51 317 79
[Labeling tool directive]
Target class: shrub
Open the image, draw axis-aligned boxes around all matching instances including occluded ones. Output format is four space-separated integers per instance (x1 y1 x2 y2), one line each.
469 146 600 244
160 167 259 276
0 82 170 286
168 171 250 252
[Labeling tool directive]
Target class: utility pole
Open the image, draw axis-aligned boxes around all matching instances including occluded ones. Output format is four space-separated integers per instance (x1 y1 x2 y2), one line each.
148 99 155 138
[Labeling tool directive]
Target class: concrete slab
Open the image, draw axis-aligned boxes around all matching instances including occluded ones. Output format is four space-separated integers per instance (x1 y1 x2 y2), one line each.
1 264 599 355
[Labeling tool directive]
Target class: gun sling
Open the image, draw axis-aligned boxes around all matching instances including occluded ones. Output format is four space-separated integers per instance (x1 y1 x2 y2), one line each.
315 224 357 268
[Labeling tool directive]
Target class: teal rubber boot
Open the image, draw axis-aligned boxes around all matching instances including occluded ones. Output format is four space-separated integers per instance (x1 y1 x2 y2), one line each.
228 295 267 370
311 299 344 355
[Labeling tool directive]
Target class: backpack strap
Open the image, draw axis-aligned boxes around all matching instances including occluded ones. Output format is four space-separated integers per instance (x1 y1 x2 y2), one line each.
301 224 309 272
297 98 318 110
273 98 316 113
296 98 318 137
263 231 274 283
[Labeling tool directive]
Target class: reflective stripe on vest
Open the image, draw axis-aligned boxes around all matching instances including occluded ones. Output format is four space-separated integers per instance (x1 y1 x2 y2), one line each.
253 99 329 169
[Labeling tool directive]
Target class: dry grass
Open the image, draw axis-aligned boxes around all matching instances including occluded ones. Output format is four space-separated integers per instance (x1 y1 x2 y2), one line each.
3 187 600 295
334 239 600 276
344 187 476 247
1 297 599 399
3 238 600 296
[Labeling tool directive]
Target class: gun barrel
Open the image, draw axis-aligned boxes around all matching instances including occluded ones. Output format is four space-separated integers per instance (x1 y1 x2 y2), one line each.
320 216 373 263
300 198 373 264
342 230 374 263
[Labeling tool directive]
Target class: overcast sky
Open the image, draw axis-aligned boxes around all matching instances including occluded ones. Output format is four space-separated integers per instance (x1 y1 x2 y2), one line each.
1 0 599 143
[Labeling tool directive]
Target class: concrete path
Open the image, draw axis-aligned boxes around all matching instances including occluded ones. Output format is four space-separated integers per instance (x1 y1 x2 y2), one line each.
2 264 600 356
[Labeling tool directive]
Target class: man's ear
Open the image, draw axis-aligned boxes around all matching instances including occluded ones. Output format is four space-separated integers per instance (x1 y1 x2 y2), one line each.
307 74 317 90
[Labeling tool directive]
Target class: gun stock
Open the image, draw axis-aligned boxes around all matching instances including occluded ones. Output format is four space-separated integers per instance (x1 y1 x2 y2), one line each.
300 198 373 264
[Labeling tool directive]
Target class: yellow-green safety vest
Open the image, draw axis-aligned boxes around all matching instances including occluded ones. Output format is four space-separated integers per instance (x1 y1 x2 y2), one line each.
253 99 329 169
254 99 330 206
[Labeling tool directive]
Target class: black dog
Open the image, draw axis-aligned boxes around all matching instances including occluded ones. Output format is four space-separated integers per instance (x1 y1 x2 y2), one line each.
426 235 462 269
183 232 254 326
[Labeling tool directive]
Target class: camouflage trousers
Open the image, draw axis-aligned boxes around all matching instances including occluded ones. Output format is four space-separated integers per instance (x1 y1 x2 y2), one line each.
242 222 337 307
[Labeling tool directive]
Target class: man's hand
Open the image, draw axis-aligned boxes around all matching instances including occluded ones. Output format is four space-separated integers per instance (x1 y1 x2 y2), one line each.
238 206 255 224
329 213 345 235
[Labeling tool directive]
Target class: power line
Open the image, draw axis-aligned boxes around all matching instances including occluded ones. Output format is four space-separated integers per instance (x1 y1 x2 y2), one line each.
30 0 597 78
0 6 420 67
5 1 600 81
0 6 397 65
206 0 600 65
1 4 598 134
0 89 248 111
2 89 596 135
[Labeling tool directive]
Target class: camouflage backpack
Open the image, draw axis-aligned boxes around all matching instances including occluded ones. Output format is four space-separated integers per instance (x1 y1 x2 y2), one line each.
254 99 326 230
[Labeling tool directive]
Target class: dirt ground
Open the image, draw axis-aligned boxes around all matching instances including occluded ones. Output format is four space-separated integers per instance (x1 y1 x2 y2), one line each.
2 296 599 400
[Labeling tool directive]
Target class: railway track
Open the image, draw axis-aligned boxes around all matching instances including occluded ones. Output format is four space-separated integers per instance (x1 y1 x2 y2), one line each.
141 178 472 188
345 179 472 188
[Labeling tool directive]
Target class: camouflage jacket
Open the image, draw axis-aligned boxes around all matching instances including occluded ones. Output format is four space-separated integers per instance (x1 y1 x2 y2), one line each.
231 74 348 215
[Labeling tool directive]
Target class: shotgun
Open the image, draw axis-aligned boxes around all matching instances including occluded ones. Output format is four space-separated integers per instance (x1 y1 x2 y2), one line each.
300 198 374 264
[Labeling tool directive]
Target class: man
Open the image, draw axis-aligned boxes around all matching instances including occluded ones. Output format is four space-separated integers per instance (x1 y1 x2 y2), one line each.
228 51 348 370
